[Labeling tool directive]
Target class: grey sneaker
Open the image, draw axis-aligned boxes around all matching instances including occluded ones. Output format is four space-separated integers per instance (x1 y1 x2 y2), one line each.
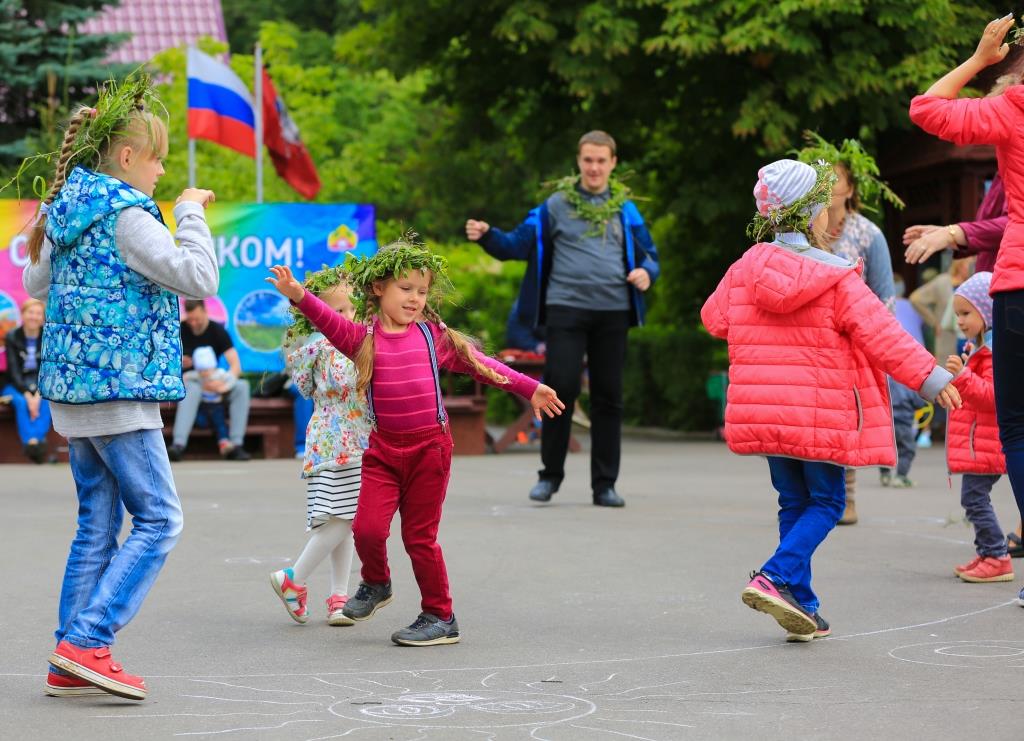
341 581 393 621
391 612 460 646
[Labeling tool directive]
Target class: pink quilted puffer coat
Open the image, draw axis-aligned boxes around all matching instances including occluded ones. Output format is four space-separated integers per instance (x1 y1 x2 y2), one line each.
701 242 948 467
947 346 1005 475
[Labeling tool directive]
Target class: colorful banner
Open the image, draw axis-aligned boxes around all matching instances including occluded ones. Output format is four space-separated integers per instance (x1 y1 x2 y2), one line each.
0 201 376 372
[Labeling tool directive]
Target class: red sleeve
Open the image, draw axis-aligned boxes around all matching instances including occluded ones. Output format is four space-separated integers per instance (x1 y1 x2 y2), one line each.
909 93 1018 146
434 325 539 400
952 362 996 413
958 215 1008 256
700 265 734 340
293 291 367 359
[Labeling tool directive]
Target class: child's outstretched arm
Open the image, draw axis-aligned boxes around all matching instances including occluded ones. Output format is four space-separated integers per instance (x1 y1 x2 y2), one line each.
266 265 366 358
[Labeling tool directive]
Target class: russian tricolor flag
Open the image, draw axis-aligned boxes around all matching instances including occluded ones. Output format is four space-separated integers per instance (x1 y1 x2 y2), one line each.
187 48 256 158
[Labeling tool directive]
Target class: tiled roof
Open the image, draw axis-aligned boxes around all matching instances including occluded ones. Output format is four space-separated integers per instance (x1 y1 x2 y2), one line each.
81 0 228 64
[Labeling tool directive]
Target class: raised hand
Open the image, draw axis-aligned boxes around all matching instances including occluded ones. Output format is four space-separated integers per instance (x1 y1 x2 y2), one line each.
176 188 216 208
530 383 565 420
972 14 1015 67
465 219 490 241
266 265 305 303
944 353 964 376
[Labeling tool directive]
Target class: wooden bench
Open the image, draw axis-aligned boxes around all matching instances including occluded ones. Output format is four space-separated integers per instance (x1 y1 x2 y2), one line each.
0 400 68 463
159 396 296 459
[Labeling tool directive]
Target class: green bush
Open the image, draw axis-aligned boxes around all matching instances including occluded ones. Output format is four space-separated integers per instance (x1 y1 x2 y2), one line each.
623 325 721 431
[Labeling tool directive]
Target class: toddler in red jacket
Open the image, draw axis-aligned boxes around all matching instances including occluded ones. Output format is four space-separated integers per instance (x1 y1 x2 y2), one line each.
702 159 961 641
945 271 1013 583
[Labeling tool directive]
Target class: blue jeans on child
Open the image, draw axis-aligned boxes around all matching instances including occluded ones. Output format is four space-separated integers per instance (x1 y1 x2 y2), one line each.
762 457 845 614
2 383 51 444
993 290 1024 524
961 474 1007 557
56 429 183 648
195 401 230 442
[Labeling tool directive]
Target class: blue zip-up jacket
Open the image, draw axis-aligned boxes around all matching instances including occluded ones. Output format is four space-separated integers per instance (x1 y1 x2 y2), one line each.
478 198 660 328
40 166 185 404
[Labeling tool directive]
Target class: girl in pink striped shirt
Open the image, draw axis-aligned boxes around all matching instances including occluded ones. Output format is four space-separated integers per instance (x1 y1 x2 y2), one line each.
267 241 563 646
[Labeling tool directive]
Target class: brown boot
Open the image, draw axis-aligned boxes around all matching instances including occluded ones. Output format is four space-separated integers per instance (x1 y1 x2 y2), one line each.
838 468 858 525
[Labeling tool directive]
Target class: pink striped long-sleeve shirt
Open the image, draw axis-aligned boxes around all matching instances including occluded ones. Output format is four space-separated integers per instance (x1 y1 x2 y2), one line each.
294 291 539 432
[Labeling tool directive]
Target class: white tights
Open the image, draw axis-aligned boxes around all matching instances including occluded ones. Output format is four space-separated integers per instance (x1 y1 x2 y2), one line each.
291 518 354 596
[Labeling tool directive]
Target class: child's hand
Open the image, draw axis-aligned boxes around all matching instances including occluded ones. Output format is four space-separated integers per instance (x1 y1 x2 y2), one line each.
530 384 565 420
945 353 964 375
971 14 1015 67
935 383 962 411
176 188 216 208
266 265 305 303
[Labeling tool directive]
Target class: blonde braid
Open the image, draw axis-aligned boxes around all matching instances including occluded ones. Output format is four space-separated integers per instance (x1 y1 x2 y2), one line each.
27 106 92 264
353 294 381 400
422 305 508 386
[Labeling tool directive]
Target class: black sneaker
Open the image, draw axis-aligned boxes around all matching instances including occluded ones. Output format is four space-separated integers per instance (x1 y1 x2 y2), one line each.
529 479 558 502
342 581 393 621
391 612 460 646
786 612 831 642
167 444 185 462
593 488 625 507
225 446 251 461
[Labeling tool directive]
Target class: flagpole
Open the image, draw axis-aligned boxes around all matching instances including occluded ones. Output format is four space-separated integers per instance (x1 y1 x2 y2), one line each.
254 42 263 204
188 138 196 187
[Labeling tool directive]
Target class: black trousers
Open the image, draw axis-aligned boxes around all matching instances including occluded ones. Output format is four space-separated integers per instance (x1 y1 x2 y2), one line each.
540 305 631 491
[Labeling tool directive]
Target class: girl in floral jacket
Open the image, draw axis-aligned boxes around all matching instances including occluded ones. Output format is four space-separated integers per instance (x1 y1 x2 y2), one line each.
701 159 960 642
270 271 371 626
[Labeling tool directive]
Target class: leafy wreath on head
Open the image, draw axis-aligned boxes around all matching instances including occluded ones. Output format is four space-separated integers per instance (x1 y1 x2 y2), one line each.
746 160 837 244
285 264 349 343
794 131 905 214
543 174 635 235
343 232 451 323
3 70 167 201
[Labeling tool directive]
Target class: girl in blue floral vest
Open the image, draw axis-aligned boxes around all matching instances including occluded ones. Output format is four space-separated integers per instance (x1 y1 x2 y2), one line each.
20 77 219 701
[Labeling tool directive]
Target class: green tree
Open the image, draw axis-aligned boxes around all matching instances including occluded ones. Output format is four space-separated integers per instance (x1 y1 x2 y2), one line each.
0 0 127 157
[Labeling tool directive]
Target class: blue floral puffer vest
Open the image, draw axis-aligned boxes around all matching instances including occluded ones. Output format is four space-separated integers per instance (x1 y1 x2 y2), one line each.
40 166 185 404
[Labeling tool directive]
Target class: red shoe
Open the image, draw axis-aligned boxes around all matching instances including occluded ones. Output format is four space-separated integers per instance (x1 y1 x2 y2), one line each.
45 668 107 697
959 556 1014 583
953 555 983 576
49 641 147 700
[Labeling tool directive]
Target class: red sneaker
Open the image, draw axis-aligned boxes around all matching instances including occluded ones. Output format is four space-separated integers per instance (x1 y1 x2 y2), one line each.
45 669 107 697
953 555 983 576
959 556 1015 583
49 641 147 700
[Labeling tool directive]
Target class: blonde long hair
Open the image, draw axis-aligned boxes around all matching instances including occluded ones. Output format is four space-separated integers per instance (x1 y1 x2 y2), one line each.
27 106 168 265
352 279 508 402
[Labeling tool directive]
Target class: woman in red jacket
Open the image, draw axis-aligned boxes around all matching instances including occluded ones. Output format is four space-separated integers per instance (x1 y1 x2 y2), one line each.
701 159 960 641
910 14 1024 606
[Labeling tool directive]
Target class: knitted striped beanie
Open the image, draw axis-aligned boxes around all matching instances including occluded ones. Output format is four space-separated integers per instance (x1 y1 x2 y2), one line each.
753 159 825 226
954 271 993 330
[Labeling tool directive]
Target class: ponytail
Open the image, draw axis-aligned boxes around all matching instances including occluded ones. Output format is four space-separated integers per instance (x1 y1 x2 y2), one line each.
27 106 92 264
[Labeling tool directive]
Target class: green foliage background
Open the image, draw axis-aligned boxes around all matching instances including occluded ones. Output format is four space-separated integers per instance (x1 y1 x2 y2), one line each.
0 0 1007 428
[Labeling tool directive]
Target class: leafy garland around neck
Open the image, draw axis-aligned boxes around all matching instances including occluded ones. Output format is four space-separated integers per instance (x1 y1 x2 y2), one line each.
746 160 837 245
794 130 905 214
2 70 166 200
544 174 633 234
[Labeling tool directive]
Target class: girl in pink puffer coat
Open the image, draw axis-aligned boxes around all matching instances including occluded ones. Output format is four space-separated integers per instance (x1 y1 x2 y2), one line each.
945 272 1013 584
701 159 961 641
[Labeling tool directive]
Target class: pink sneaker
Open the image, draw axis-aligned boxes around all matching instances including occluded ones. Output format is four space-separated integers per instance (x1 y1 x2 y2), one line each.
959 556 1014 583
270 568 308 623
741 571 817 635
48 642 147 700
326 594 354 626
45 668 108 697
953 555 983 577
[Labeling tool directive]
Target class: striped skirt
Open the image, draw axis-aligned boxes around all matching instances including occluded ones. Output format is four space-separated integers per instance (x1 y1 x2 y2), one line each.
306 461 362 529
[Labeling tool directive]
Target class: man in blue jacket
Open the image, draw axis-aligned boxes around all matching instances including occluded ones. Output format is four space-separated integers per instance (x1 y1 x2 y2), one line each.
466 131 660 507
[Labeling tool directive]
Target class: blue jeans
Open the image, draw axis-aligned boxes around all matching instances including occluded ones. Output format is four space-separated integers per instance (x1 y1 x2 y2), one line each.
196 401 230 442
992 291 1024 522
56 429 183 648
762 457 846 614
2 383 51 445
288 384 313 455
961 474 1006 557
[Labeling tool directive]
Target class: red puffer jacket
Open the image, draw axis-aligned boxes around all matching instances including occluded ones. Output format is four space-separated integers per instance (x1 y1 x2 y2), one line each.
910 88 1024 295
701 242 948 467
947 345 1005 474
